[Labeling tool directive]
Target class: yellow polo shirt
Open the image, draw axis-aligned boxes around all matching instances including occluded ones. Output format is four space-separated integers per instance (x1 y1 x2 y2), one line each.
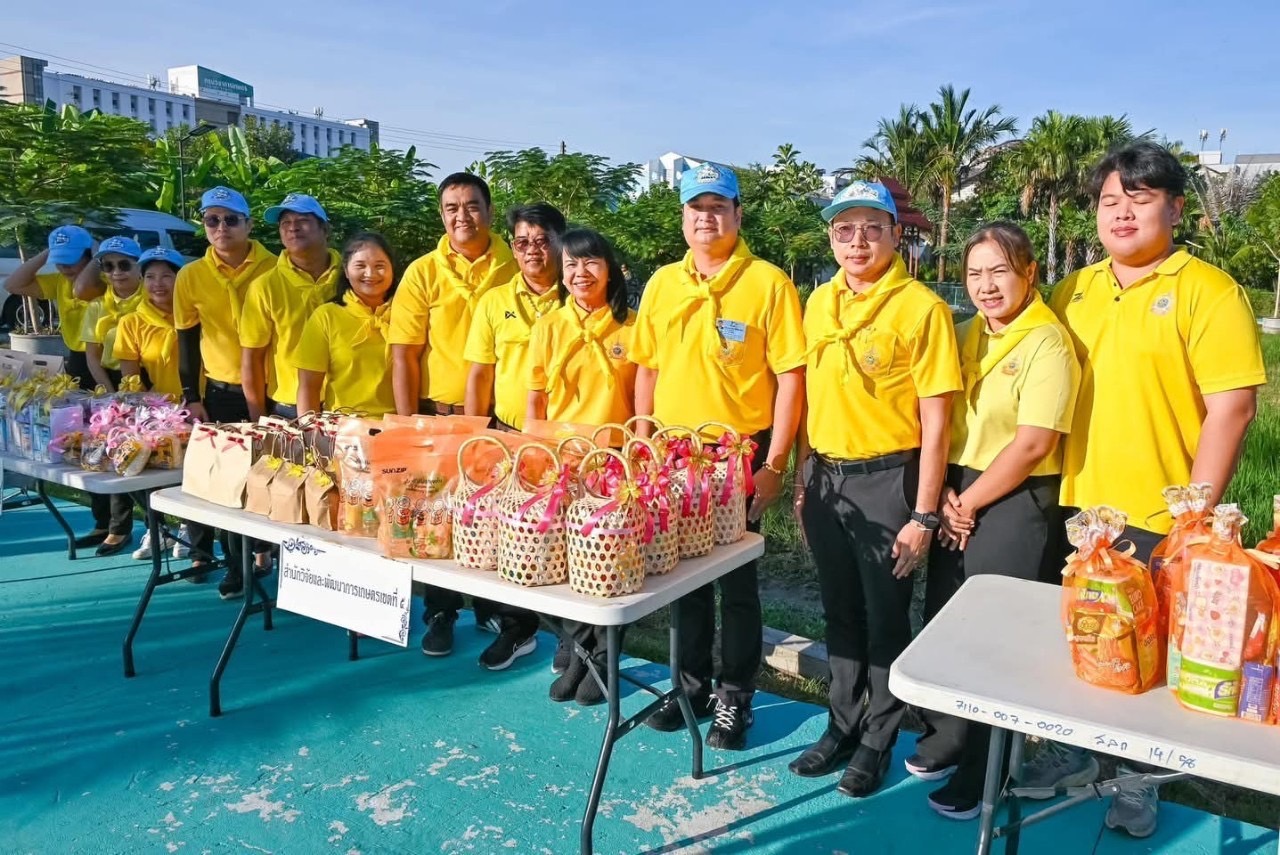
36 272 94 352
115 300 181 397
529 302 637 427
239 249 342 406
81 285 145 370
805 256 962 460
1051 250 1265 533
631 239 806 436
949 296 1079 475
388 234 519 407
173 241 276 385
291 292 396 416
463 273 561 429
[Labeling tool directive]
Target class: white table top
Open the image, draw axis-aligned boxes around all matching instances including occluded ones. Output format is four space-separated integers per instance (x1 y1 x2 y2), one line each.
150 486 765 627
889 575 1280 795
0 452 183 494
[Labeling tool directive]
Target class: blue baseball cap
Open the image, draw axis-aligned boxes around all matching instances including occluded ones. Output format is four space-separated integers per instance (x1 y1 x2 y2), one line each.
200 186 251 217
138 247 186 272
679 162 739 204
821 180 898 223
94 235 143 260
47 225 94 265
264 193 328 225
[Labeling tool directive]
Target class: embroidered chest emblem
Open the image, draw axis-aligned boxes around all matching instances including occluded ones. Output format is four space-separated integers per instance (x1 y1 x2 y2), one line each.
1152 294 1173 316
860 345 882 372
609 341 626 360
1002 358 1021 376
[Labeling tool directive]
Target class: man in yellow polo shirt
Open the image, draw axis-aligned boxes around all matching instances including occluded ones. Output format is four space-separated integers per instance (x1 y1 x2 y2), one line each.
1034 141 1265 839
633 163 807 751
240 193 341 421
389 172 519 658
789 180 960 798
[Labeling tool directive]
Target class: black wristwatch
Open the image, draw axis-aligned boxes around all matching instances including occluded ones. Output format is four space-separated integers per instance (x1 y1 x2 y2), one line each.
910 510 941 531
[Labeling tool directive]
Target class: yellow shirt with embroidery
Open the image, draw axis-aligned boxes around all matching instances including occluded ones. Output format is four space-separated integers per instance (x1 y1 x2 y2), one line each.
949 296 1080 475
1050 250 1265 533
239 249 342 406
80 285 145 370
291 293 396 416
115 300 181 397
36 272 94 353
631 239 806 436
388 234 519 406
463 273 561 429
805 256 962 460
172 241 276 385
528 302 637 427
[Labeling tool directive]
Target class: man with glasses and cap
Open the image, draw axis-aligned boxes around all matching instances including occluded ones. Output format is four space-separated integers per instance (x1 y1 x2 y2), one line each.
788 180 960 798
633 162 806 751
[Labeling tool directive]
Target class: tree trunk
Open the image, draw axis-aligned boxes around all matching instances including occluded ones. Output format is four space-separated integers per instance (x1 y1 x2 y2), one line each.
1047 192 1060 285
937 184 952 283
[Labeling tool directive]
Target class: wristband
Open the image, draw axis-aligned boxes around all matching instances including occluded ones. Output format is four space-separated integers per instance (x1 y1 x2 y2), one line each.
761 462 785 477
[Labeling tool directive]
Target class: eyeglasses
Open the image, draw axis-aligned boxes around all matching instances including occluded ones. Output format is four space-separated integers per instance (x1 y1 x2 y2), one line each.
100 260 134 273
512 237 553 253
202 214 244 230
830 222 889 243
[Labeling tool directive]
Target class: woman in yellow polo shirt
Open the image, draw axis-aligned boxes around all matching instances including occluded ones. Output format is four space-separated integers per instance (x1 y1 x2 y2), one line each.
117 248 186 398
908 222 1080 821
293 232 398 416
527 228 636 706
78 236 146 393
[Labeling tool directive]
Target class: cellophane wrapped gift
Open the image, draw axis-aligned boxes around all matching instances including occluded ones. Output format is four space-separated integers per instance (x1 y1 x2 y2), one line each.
1173 504 1280 721
1150 484 1212 653
370 431 464 560
1061 507 1162 695
107 425 151 476
0 353 29 454
137 399 190 469
36 380 89 463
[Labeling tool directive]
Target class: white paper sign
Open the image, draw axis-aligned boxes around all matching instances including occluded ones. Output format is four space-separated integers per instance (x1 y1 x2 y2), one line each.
277 535 412 647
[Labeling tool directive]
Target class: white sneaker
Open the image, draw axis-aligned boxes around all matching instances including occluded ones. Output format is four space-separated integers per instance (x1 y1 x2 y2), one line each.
172 524 191 559
132 534 176 561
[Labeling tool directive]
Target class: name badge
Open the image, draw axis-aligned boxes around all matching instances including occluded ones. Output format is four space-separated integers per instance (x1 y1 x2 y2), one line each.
716 319 747 343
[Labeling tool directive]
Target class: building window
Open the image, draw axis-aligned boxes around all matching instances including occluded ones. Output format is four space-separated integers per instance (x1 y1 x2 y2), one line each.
287 121 293 132
92 88 100 105
130 94 138 113
165 101 172 116
71 85 81 103
182 104 189 120
111 92 119 110
148 98 155 113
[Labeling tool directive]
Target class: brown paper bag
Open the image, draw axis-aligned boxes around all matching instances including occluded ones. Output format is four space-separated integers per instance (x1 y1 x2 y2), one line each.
181 424 220 498
207 427 254 508
268 461 310 524
244 433 284 515
305 459 339 531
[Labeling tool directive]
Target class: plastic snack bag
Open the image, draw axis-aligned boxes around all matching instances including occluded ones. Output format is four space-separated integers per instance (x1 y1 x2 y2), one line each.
1061 507 1162 694
1150 485 1212 649
370 431 463 559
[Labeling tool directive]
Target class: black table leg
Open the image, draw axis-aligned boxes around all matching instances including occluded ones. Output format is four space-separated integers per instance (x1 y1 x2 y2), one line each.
670 603 703 779
976 726 1008 855
36 479 76 559
580 624 621 855
1005 733 1026 855
122 497 164 677
209 534 256 717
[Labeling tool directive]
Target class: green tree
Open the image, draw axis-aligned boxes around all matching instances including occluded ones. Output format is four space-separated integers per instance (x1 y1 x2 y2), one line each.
240 115 302 165
918 85 1017 281
607 184 683 281
1244 172 1280 317
738 146 829 283
478 148 639 228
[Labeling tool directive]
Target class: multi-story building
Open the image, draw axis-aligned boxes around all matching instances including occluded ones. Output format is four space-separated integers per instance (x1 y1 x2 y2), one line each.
0 55 377 158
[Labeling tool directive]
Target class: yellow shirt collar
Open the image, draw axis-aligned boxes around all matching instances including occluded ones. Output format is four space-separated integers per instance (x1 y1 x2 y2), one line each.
679 238 755 288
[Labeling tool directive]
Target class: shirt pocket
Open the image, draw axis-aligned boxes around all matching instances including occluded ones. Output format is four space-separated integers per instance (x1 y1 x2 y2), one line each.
852 328 897 378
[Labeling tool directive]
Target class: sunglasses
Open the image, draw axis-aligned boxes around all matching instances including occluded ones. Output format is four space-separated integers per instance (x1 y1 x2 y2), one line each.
512 237 553 253
830 222 889 243
100 260 134 273
202 214 244 230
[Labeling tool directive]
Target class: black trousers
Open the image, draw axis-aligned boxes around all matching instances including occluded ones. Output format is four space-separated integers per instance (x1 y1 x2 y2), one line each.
672 429 770 709
802 452 917 752
186 382 253 568
914 465 1061 795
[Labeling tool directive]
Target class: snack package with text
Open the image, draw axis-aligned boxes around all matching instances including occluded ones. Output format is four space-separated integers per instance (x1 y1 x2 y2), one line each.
1151 484 1212 656
369 431 464 559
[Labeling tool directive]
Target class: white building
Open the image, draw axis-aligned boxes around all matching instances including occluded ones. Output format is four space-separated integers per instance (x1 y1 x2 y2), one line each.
635 151 709 194
1199 150 1280 182
0 55 377 158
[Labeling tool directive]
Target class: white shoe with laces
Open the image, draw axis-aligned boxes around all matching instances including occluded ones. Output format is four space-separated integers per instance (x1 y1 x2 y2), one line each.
172 524 191 559
132 534 176 561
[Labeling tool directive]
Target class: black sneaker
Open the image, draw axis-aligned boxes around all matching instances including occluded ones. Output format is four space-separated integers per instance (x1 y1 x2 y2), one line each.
421 612 457 657
928 779 982 821
905 752 958 782
476 615 503 634
479 628 537 670
647 693 716 732
552 636 571 674
705 699 753 750
218 573 244 601
575 666 606 706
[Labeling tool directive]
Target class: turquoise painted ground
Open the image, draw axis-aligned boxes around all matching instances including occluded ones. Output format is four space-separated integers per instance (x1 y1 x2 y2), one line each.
2 497 1276 854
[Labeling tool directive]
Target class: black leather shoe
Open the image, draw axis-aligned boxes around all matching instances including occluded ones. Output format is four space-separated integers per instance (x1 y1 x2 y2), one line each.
95 537 131 557
837 745 892 798
75 529 109 548
789 729 860 778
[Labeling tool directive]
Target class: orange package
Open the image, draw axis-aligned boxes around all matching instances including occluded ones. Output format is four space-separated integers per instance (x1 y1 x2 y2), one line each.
333 417 389 538
1061 507 1162 694
1150 484 1212 645
369 431 465 560
1173 504 1280 721
382 413 490 434
1253 495 1280 590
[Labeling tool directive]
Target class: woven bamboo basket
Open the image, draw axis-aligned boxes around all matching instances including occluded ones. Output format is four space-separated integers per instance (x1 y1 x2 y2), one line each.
566 449 647 597
624 438 680 576
623 415 664 438
450 435 513 571
697 421 750 546
653 427 715 559
496 443 571 587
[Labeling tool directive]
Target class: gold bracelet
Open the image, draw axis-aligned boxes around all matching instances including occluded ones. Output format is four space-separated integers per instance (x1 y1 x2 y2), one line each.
761 462 785 476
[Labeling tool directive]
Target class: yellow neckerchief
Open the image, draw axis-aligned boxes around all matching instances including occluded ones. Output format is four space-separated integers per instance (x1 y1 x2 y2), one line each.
545 301 620 394
508 275 561 344
135 296 177 368
206 240 270 327
436 233 514 311
960 292 1058 399
806 254 913 380
343 290 392 348
672 238 754 356
94 281 146 339
277 248 342 303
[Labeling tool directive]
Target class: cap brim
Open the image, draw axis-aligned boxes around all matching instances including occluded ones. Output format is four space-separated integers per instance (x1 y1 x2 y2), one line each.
680 186 737 205
265 204 327 224
820 199 895 223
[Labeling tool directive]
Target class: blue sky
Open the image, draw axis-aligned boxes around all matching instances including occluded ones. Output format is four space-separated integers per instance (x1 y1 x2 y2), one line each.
7 0 1279 177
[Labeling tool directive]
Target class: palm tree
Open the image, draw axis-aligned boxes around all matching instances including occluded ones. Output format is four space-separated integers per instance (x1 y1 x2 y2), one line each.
918 85 1017 281
856 105 929 195
1009 111 1088 283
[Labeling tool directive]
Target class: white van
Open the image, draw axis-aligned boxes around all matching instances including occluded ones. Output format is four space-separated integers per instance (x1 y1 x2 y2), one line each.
1 209 202 333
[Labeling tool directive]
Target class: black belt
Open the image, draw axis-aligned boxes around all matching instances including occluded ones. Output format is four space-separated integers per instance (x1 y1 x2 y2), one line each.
815 450 915 475
204 378 243 394
421 399 466 416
